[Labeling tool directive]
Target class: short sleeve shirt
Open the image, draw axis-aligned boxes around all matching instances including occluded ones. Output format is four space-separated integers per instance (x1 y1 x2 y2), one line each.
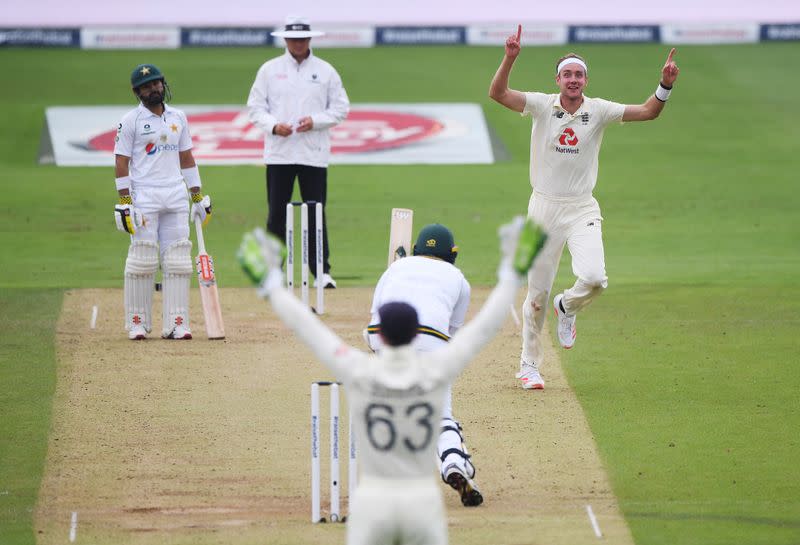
114 103 193 187
370 256 470 337
523 93 624 198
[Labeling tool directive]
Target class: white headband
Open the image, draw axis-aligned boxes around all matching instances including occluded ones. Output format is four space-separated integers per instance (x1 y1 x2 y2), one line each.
556 58 588 75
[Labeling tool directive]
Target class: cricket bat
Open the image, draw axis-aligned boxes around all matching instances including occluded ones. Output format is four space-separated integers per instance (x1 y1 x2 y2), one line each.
194 218 225 340
387 208 414 267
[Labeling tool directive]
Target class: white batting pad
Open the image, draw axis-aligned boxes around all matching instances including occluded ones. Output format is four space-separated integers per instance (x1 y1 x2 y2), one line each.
124 240 159 332
161 240 193 336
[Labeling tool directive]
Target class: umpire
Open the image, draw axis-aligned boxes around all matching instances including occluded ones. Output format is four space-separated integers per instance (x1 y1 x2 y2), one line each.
247 15 350 288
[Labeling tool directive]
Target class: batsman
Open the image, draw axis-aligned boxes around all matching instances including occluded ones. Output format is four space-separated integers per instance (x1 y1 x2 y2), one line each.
367 224 483 506
113 63 213 340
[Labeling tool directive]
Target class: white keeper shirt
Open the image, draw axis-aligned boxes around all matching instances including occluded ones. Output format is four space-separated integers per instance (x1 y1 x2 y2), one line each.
369 256 471 346
114 103 192 188
267 267 521 481
247 49 350 167
523 93 625 199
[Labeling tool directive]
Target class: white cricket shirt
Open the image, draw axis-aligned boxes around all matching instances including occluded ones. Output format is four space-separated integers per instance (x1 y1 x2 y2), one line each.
114 103 193 187
247 50 350 167
267 267 521 481
523 93 625 198
369 256 470 341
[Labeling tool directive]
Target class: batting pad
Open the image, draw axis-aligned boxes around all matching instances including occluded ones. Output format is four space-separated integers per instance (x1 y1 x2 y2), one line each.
161 239 193 336
438 418 475 479
124 240 159 332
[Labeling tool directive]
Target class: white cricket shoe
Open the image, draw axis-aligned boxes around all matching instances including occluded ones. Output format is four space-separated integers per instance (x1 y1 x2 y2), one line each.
516 361 545 390
128 324 147 341
314 273 337 289
442 463 483 507
163 325 192 340
553 293 576 349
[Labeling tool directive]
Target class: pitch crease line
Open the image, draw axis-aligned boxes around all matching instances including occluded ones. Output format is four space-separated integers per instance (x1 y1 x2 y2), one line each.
586 504 602 538
90 305 98 329
69 511 78 542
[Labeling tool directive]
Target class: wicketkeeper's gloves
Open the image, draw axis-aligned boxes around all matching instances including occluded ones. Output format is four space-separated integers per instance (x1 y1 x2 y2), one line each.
237 228 286 297
497 216 548 280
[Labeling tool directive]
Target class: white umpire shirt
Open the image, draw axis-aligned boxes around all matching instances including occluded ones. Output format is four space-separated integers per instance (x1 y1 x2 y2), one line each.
523 93 625 199
266 265 521 481
247 49 350 168
113 103 193 189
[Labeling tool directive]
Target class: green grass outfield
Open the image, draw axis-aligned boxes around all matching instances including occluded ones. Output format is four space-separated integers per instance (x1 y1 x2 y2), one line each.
1 43 799 544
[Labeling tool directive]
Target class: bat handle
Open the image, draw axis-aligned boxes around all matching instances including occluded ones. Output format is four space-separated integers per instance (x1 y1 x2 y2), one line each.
194 217 207 255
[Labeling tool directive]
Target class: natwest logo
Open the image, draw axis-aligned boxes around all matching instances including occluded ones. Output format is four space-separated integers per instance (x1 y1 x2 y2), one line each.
558 128 578 146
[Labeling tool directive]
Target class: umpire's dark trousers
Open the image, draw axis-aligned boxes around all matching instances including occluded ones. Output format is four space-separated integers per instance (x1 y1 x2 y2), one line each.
266 164 331 276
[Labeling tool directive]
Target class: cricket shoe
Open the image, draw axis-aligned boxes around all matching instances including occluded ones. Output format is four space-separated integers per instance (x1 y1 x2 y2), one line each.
128 324 147 341
553 293 576 349
163 325 192 340
516 361 545 390
314 273 337 289
443 463 483 507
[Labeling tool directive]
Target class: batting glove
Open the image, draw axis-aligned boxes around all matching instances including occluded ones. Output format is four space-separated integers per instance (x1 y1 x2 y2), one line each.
191 193 212 226
114 195 145 234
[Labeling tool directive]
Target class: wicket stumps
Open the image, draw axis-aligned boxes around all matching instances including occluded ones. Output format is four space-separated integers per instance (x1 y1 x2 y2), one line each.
286 201 324 314
311 381 357 523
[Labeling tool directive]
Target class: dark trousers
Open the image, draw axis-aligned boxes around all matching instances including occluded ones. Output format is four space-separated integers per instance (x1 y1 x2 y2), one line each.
266 164 331 275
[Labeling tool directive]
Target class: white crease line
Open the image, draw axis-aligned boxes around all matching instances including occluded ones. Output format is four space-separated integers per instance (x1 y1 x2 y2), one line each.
509 304 520 326
586 504 603 538
69 511 78 542
90 306 98 330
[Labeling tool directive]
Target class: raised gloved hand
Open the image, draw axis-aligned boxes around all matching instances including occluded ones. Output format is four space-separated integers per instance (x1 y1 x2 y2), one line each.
191 193 212 226
114 195 145 234
497 216 547 279
237 227 286 297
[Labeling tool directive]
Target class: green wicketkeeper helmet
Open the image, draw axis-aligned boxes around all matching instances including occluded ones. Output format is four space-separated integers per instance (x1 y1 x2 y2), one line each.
130 64 165 89
412 223 459 264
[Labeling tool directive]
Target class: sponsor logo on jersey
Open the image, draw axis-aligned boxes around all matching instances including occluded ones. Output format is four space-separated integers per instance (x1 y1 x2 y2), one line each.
556 128 580 154
558 128 578 146
145 142 179 155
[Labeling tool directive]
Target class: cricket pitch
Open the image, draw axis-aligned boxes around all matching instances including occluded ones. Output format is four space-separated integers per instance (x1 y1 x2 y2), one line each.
35 287 634 545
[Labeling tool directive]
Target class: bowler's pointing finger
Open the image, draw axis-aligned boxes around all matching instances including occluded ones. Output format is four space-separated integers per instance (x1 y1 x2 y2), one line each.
516 25 522 42
666 48 676 64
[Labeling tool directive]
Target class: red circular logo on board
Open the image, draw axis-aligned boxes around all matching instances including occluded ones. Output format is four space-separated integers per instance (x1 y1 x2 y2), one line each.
87 110 443 161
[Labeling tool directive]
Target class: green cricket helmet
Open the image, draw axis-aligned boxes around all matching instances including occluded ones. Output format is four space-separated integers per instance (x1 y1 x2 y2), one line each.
130 64 165 89
412 223 459 264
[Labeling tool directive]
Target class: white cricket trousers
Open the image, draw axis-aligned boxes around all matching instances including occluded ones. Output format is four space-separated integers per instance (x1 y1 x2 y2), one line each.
130 183 190 253
521 192 607 366
346 476 447 545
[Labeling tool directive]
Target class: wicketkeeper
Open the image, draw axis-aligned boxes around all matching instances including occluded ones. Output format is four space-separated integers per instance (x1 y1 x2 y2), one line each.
238 216 546 545
114 63 213 340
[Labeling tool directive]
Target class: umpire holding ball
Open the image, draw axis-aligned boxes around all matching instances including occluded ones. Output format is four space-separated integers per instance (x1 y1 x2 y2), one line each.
247 15 350 289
